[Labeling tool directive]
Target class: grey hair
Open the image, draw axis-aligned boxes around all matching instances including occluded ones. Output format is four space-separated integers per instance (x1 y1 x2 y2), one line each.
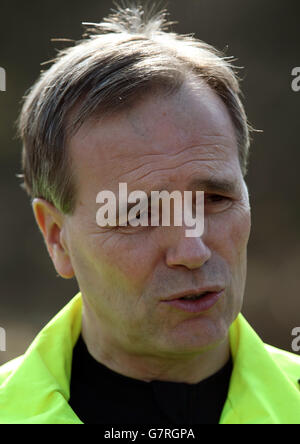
18 2 251 214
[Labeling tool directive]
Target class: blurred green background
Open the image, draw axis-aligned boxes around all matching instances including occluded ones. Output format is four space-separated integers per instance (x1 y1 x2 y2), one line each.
0 0 299 364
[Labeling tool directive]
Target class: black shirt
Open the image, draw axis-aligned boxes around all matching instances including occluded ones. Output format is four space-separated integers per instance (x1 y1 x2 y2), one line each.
69 335 232 425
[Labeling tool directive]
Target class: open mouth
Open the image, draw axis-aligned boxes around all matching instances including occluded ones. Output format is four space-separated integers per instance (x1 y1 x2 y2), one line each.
161 290 224 313
178 292 210 301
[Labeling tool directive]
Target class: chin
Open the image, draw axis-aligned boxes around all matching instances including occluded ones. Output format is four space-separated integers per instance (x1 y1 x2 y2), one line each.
161 315 231 354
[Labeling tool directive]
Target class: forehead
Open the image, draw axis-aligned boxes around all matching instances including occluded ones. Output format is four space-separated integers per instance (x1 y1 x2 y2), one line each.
69 81 241 198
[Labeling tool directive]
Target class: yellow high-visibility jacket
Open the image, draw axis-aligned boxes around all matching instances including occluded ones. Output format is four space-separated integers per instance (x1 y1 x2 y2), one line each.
0 294 299 424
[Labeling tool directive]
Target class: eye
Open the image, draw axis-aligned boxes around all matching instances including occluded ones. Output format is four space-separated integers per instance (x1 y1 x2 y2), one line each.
204 194 232 212
205 194 229 202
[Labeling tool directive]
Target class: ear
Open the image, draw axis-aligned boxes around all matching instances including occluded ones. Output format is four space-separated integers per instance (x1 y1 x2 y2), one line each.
32 198 75 279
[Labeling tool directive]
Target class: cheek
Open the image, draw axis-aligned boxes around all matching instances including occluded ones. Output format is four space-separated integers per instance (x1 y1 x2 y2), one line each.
75 231 161 290
234 209 251 256
207 207 251 265
232 214 251 277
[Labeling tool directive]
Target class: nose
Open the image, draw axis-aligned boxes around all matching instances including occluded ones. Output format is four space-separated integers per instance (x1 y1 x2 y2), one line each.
165 226 212 270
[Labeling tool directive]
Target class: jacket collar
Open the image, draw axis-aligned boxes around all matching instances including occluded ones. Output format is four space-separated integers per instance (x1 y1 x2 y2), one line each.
221 314 300 424
0 294 83 424
1 293 299 424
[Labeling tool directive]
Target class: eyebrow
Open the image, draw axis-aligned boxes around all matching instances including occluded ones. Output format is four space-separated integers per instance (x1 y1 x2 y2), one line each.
144 178 239 196
188 177 239 195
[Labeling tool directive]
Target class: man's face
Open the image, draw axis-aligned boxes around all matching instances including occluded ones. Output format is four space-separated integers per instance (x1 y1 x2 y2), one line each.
63 81 251 356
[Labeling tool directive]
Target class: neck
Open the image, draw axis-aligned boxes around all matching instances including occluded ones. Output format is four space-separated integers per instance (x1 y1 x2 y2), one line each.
81 301 231 384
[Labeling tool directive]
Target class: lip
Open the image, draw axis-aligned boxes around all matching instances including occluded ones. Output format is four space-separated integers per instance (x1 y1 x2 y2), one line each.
160 289 225 314
161 287 225 301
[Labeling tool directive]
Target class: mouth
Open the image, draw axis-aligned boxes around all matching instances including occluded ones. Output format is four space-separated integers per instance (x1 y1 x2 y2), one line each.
177 292 211 301
160 289 224 313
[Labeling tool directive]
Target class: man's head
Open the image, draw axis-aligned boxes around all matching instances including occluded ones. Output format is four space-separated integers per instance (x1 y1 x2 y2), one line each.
19 5 250 214
18 5 251 362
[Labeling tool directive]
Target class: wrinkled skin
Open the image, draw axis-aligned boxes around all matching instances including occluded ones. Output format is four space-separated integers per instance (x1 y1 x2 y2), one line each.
33 81 251 383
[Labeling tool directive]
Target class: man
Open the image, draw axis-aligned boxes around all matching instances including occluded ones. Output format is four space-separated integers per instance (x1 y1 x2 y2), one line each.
1 4 299 424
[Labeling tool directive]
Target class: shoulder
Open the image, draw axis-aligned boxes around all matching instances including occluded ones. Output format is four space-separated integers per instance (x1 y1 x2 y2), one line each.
0 356 24 386
265 344 300 388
